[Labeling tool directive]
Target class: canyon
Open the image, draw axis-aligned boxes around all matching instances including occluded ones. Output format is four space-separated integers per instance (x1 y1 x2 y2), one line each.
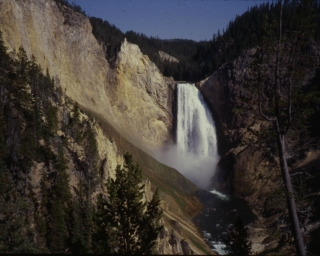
0 0 209 254
1 0 320 255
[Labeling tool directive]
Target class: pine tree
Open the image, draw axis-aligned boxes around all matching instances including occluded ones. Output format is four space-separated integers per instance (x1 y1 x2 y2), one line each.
0 169 37 253
71 197 86 254
71 179 94 254
35 170 50 252
68 103 82 151
13 47 33 115
45 102 59 137
0 31 12 111
48 142 72 253
93 153 163 254
93 193 115 253
69 121 99 254
246 1 316 255
51 200 67 253
223 217 252 256
139 188 163 253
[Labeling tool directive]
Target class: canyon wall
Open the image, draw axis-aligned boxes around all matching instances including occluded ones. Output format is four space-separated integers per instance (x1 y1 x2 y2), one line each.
0 0 211 254
196 49 294 253
197 49 320 254
0 0 175 150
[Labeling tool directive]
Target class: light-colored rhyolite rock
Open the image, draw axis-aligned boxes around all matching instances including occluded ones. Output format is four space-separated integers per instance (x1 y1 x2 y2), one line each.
0 0 212 254
0 0 175 151
158 50 179 63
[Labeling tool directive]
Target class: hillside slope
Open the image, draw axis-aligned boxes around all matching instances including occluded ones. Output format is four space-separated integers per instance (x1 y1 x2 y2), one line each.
197 48 320 254
0 0 212 254
0 0 174 150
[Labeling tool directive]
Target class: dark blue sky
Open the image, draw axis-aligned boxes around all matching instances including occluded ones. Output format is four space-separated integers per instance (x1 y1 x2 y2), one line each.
75 0 270 42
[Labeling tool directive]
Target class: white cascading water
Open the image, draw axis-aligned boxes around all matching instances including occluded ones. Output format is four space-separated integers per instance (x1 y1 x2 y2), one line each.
176 83 226 255
177 83 218 157
174 83 220 189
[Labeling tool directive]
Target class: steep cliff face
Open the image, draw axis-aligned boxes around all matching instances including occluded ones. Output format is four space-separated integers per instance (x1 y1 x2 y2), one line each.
196 49 256 145
30 93 206 254
0 0 212 254
0 0 174 150
197 49 320 254
106 39 175 148
196 50 292 253
197 49 268 190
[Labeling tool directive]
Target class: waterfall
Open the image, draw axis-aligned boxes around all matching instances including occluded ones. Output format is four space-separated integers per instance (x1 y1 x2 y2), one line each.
174 83 219 189
157 82 219 189
177 83 218 157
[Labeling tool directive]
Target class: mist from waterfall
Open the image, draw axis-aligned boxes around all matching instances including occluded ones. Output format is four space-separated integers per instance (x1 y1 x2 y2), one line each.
159 83 220 189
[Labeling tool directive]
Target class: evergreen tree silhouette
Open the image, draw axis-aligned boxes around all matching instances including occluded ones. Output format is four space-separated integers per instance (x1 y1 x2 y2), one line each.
223 217 252 256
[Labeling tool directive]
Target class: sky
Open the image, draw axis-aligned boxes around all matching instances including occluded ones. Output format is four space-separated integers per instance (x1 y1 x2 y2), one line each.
75 0 271 42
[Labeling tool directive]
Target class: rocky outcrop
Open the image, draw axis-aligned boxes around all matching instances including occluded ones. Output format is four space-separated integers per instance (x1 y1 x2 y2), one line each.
196 49 262 192
156 218 206 255
197 47 320 254
0 0 175 151
0 0 212 254
196 49 291 253
196 49 257 145
106 39 175 149
158 50 179 63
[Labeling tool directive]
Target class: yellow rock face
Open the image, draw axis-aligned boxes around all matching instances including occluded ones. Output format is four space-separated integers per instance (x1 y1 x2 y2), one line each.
0 0 174 150
0 2 213 253
106 38 175 149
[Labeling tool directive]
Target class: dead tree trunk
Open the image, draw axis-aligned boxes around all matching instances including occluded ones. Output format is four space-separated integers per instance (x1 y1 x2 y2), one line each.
277 134 306 256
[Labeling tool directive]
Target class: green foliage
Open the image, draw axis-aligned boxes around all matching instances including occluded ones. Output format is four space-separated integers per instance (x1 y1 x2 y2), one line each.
0 31 75 253
93 153 163 254
89 17 124 62
244 1 317 255
0 30 108 254
223 217 252 256
83 122 99 184
51 200 68 253
46 102 59 136
139 188 163 253
71 102 80 126
53 0 86 15
0 169 38 253
89 1 320 82
34 172 50 251
71 195 88 254
38 142 72 253
244 0 319 159
70 178 95 254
